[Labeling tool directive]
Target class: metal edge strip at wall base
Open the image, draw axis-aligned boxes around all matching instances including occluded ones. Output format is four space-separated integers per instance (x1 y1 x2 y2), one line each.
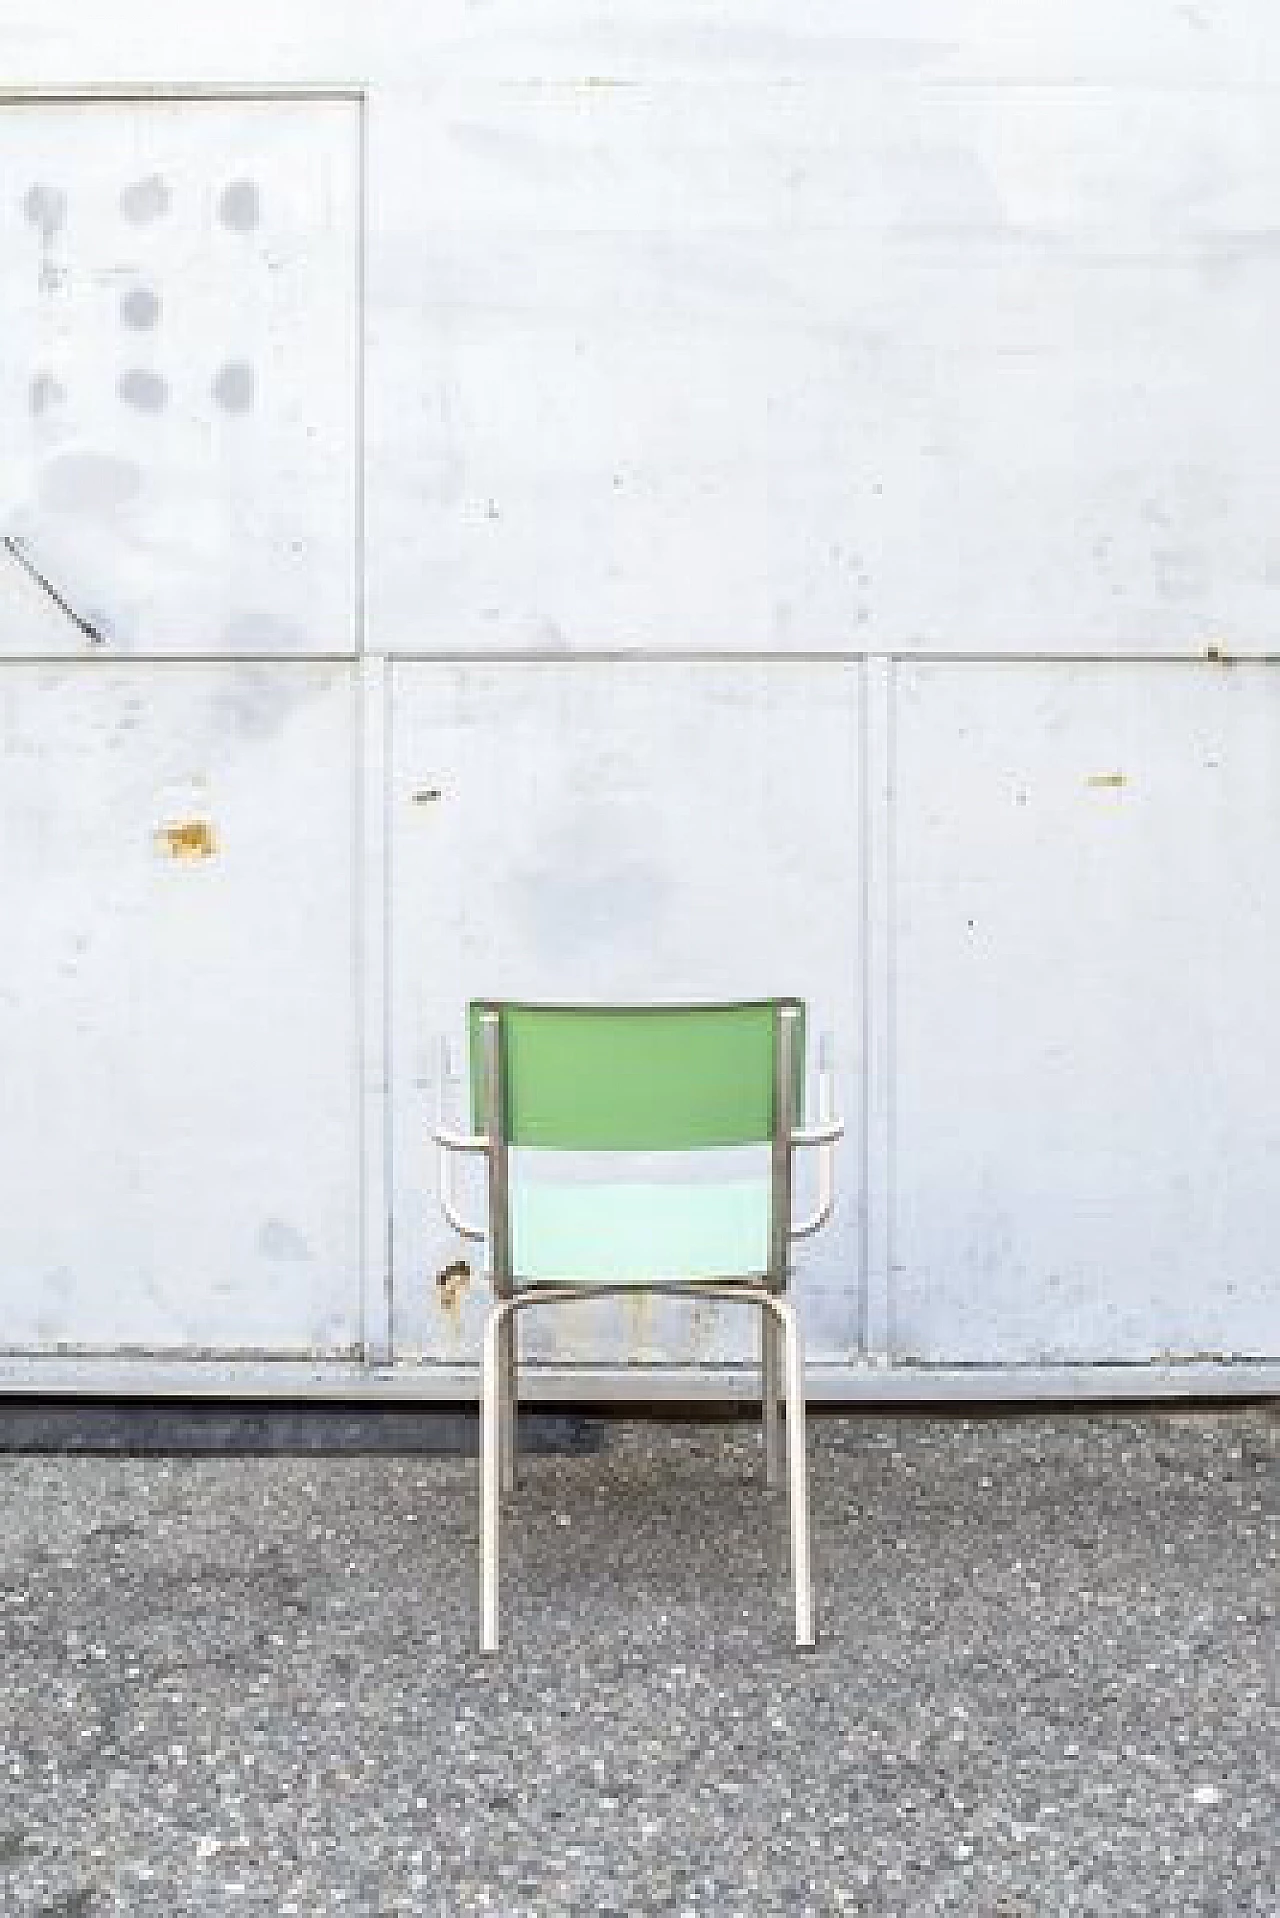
0 1358 1275 1405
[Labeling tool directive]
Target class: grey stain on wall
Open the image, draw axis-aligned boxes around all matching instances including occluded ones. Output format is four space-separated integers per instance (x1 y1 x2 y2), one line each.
218 178 261 232
257 1218 311 1262
120 285 161 330
119 174 170 223
22 182 66 240
39 451 142 514
222 610 303 652
212 361 255 414
208 666 311 741
514 861 672 955
117 368 169 413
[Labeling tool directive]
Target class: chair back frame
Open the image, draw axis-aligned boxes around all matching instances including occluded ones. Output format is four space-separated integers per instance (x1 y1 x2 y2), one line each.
480 1009 513 1300
434 996 841 1655
475 998 802 1295
769 1002 799 1295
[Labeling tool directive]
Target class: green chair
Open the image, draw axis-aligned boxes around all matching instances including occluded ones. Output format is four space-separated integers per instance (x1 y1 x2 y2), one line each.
432 999 843 1652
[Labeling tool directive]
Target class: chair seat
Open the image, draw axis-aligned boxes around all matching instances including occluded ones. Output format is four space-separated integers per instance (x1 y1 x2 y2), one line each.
511 1174 771 1284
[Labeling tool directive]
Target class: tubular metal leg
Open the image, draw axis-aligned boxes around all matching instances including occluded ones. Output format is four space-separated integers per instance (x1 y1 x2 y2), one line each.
500 1312 517 1493
479 1282 812 1655
761 1306 782 1487
480 1299 508 1653
768 1293 815 1649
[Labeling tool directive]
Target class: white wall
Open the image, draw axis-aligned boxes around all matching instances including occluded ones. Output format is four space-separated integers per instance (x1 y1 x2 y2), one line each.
1 2 1277 1383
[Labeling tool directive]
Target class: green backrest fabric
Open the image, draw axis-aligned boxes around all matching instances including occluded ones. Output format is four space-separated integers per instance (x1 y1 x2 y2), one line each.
468 1000 805 1150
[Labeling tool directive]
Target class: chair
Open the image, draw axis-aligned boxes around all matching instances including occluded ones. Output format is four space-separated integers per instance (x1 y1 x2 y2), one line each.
432 998 843 1653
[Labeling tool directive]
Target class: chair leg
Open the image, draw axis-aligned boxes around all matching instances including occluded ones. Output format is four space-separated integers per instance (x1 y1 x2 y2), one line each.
480 1299 507 1653
501 1311 518 1493
770 1294 815 1649
761 1305 782 1487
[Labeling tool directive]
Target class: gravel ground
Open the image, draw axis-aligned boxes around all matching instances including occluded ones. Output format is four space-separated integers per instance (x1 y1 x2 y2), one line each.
1 1406 1276 1916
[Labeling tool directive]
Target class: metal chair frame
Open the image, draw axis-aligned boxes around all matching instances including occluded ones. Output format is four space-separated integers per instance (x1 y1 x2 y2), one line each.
432 1001 843 1653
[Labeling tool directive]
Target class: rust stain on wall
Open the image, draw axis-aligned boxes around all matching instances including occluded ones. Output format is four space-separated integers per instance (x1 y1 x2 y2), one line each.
436 1258 471 1331
154 818 218 860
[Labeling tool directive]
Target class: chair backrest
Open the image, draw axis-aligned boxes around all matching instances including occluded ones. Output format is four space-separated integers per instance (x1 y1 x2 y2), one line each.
468 1000 804 1148
468 1000 805 1286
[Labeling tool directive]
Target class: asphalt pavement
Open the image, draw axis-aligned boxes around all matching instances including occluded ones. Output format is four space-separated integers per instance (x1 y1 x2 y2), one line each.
2 1405 1276 1915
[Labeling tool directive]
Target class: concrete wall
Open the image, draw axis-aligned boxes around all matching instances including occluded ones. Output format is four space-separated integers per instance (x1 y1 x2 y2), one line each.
1 2 1277 1395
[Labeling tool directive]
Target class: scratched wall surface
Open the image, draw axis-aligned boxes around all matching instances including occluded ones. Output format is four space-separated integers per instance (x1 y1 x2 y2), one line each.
0 665 360 1353
383 71 1280 655
388 660 862 1365
0 1 1277 1383
0 97 359 655
0 8 1277 659
892 662 1280 1364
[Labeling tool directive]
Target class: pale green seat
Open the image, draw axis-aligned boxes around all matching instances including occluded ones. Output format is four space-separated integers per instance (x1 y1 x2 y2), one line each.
511 1176 771 1283
433 998 842 1653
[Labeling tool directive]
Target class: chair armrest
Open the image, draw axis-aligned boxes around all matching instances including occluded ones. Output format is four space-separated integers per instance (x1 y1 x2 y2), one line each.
790 1117 844 1147
788 1067 844 1240
430 1123 489 1155
431 1122 490 1242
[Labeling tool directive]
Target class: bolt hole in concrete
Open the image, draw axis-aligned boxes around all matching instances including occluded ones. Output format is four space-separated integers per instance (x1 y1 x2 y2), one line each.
119 284 161 330
22 180 66 239
212 359 255 413
118 173 170 223
27 372 65 417
117 368 169 413
218 177 261 232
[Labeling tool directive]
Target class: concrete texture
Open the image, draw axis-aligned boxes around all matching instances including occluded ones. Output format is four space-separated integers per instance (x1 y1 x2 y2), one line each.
6 28 1280 1390
1 1406 1276 1915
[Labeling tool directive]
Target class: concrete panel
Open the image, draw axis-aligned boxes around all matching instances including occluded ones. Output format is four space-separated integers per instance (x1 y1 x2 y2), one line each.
370 71 1280 653
0 95 359 655
893 661 1280 1363
389 659 862 1365
0 20 1272 659
0 6 1275 1397
0 663 361 1352
2 0 1278 94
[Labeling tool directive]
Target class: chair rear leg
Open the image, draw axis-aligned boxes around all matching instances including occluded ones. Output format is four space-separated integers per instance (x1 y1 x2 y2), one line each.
480 1300 507 1653
501 1312 518 1493
770 1294 815 1649
761 1305 782 1486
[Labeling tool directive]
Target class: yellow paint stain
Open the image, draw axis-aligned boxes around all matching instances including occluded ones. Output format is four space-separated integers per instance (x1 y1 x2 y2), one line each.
1085 773 1127 790
155 818 218 860
435 1258 471 1333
